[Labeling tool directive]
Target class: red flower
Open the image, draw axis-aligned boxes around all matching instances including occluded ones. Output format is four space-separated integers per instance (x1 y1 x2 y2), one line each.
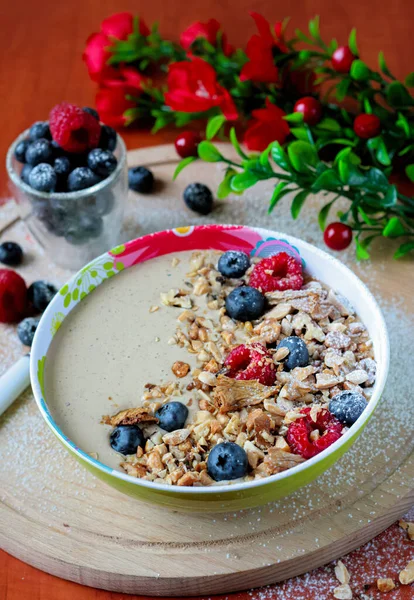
180 18 234 57
83 12 149 82
240 13 287 84
165 58 238 120
96 69 144 127
244 99 290 151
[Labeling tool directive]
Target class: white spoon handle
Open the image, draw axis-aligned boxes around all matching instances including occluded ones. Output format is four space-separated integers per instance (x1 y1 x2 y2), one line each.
0 354 31 417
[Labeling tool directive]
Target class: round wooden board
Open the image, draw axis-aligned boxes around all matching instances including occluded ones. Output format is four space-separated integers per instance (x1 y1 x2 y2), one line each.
0 144 413 596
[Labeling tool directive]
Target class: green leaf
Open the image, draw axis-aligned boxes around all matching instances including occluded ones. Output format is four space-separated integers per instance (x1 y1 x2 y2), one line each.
290 127 310 141
363 98 372 114
355 237 371 260
350 59 370 81
268 181 289 213
382 216 406 237
284 112 304 124
173 156 197 180
365 168 389 191
230 171 259 192
382 185 397 207
291 190 308 219
287 141 318 173
206 115 226 140
217 171 236 199
338 160 366 186
405 72 414 87
318 201 335 231
405 164 414 182
335 78 351 101
399 144 414 157
358 206 376 226
315 118 341 132
348 28 359 56
308 16 320 39
394 241 414 258
197 141 222 162
312 169 341 191
367 137 391 166
378 51 394 78
396 112 410 137
295 29 313 44
270 142 291 170
386 81 413 108
259 145 272 170
229 127 248 159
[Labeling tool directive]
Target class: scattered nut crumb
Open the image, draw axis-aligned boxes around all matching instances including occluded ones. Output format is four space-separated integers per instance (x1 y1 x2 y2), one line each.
149 305 159 313
171 361 190 378
399 559 414 585
376 578 395 593
333 583 353 599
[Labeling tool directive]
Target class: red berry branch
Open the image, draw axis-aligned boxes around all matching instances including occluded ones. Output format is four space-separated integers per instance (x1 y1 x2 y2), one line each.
83 12 414 258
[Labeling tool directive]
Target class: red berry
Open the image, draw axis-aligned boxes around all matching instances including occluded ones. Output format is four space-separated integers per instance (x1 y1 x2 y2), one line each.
324 222 353 251
0 269 27 323
353 114 381 139
224 343 276 386
286 407 343 459
293 96 323 126
249 252 303 293
49 102 101 153
174 131 201 159
331 46 356 73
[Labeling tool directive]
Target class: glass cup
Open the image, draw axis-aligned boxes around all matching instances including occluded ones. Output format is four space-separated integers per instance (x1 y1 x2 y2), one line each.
6 130 128 270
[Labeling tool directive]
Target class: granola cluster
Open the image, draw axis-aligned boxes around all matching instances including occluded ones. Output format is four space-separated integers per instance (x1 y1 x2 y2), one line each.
105 250 377 486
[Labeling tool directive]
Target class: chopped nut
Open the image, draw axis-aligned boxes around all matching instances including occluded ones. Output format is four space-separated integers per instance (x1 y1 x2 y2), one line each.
204 358 219 373
205 341 223 363
149 305 159 313
315 372 345 389
399 520 414 540
171 361 190 378
147 450 164 473
160 288 192 309
213 375 278 412
198 371 217 387
266 303 292 320
274 346 289 362
177 309 195 322
162 429 191 446
345 369 369 385
262 448 305 475
171 257 180 267
325 331 351 349
274 436 290 452
376 578 395 592
103 407 158 427
399 559 414 585
244 440 265 468
335 561 350 585
199 470 214 486
333 583 353 599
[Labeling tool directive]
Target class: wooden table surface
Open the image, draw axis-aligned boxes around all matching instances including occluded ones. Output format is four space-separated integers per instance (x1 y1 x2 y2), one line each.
0 0 413 598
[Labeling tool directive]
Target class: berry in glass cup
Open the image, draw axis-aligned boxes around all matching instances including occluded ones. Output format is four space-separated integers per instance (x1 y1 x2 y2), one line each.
324 222 353 250
293 96 323 125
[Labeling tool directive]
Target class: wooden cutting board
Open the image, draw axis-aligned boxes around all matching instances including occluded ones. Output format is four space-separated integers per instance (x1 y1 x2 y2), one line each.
0 144 413 596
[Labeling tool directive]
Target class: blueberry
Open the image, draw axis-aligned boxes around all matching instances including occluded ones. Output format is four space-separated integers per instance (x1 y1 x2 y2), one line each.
21 164 33 184
329 391 367 426
155 401 189 432
276 336 309 371
0 242 23 266
50 139 64 157
67 167 100 191
110 425 145 455
99 124 117 151
128 166 154 193
218 251 250 278
207 442 248 481
29 121 51 141
65 215 103 245
25 139 53 166
28 163 57 192
54 156 71 178
83 107 100 120
183 182 213 215
225 286 266 321
15 140 30 163
87 148 117 178
17 317 40 347
28 281 57 312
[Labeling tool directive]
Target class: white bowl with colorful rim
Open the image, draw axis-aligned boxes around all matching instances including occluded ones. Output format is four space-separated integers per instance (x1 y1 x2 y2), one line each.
30 225 389 512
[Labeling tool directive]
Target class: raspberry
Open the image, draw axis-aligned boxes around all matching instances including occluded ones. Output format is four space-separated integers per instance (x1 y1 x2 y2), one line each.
0 269 27 323
249 252 303 293
49 102 101 153
286 407 343 459
224 343 276 386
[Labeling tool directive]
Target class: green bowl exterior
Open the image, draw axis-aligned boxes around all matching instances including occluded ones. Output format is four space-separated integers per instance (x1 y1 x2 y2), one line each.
52 411 373 512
